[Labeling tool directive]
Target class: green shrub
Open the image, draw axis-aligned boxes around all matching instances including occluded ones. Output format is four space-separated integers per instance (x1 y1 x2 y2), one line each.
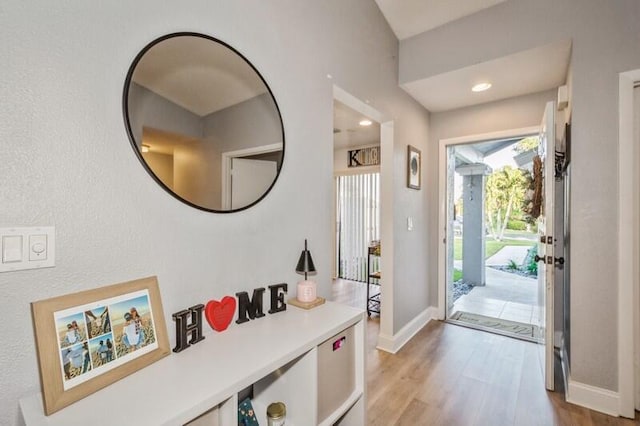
453 268 462 282
507 219 527 231
525 245 538 275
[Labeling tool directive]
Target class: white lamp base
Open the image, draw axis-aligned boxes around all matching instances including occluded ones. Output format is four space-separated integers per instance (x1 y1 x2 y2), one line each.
297 280 317 303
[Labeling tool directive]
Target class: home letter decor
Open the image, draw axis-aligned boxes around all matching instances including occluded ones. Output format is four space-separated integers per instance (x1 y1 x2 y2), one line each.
268 283 288 314
172 304 205 353
235 288 266 324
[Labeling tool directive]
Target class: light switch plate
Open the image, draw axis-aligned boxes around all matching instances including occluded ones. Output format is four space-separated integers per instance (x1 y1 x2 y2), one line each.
0 227 55 272
2 235 23 263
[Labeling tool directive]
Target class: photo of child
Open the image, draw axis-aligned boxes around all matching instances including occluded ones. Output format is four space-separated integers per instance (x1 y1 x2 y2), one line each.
89 333 115 369
84 306 111 339
56 312 88 349
110 294 156 358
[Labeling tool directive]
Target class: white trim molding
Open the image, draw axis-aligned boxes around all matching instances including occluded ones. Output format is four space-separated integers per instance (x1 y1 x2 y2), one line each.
617 68 640 418
376 307 437 354
567 379 620 417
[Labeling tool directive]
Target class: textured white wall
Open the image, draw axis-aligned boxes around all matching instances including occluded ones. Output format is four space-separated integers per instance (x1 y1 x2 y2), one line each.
403 0 640 391
0 1 431 424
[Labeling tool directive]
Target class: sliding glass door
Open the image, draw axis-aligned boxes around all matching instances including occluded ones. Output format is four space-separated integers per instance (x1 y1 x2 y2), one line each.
336 173 380 282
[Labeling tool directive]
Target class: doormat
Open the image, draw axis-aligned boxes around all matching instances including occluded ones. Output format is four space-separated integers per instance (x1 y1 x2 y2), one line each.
450 311 539 339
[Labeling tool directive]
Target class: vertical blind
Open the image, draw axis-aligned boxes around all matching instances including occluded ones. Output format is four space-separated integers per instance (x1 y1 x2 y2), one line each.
336 173 380 282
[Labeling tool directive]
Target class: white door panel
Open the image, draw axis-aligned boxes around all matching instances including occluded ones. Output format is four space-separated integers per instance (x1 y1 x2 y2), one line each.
537 101 556 391
231 158 277 210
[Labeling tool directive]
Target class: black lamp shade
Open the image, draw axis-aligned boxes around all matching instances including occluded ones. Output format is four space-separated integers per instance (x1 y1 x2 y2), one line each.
296 239 316 279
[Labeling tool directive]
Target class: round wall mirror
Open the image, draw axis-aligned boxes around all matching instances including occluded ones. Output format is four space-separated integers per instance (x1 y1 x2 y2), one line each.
123 33 284 212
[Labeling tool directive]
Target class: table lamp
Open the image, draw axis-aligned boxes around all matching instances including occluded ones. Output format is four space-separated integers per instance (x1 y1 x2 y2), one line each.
295 239 317 303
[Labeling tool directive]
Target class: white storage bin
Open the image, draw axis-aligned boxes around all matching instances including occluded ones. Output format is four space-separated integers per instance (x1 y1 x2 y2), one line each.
317 325 355 424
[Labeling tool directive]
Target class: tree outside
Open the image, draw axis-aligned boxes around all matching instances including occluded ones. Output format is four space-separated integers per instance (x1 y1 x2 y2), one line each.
485 165 528 241
513 136 539 154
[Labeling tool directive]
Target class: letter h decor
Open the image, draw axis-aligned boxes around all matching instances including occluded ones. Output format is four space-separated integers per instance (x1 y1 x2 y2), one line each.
172 304 205 353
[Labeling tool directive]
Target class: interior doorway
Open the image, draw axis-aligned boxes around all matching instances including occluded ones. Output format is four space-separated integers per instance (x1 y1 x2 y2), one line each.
444 134 541 342
331 98 381 316
330 86 395 352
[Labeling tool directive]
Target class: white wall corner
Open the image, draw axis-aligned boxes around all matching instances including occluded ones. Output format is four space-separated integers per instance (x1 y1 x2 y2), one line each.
376 306 437 354
617 69 640 418
566 379 620 418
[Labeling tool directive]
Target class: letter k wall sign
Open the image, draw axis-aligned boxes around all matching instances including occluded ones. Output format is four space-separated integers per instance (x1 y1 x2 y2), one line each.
348 146 380 168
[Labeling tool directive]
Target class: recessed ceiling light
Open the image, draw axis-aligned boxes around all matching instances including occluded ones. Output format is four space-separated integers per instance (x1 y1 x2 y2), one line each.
141 144 150 153
359 119 372 126
472 82 492 92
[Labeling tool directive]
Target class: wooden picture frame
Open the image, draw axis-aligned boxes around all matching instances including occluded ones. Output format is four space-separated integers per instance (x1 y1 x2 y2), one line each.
31 276 170 415
407 145 421 190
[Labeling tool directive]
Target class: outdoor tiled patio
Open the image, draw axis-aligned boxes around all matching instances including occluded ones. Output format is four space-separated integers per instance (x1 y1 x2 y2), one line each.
452 246 539 325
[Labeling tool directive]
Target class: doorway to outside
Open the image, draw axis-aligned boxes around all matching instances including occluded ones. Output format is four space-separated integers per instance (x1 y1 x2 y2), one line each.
445 134 541 342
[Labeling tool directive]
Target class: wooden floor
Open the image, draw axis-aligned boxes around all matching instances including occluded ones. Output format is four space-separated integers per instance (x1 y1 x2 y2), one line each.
331 279 639 425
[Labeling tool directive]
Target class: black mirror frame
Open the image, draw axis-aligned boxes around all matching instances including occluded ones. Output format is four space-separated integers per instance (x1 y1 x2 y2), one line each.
122 32 285 213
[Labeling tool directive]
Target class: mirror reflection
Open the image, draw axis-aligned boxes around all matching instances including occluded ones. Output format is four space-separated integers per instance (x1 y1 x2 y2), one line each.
124 33 284 212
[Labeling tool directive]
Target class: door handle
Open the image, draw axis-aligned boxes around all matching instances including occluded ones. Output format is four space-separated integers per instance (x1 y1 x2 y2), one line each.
534 255 545 263
554 257 565 265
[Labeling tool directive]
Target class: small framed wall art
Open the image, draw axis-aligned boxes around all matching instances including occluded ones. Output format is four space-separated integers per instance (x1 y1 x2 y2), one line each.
31 276 169 415
407 145 421 190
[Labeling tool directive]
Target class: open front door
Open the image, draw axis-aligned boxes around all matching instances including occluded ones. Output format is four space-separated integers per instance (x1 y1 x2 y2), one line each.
537 101 556 391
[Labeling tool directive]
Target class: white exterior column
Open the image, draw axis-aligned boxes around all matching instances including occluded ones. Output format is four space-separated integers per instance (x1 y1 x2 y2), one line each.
457 164 492 287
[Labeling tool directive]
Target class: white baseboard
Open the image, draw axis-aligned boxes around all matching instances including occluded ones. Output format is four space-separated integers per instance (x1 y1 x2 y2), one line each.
566 379 620 417
376 306 436 354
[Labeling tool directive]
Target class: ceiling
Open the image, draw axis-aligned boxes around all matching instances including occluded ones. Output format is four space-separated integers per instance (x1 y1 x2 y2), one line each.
401 39 572 112
333 100 380 150
375 1 571 113
133 36 267 117
453 137 521 168
375 0 507 40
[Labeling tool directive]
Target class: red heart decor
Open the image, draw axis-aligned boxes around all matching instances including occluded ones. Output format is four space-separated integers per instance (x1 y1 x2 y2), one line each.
205 296 237 332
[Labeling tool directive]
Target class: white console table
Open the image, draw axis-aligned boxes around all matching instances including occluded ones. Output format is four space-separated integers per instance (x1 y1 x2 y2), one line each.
20 301 366 426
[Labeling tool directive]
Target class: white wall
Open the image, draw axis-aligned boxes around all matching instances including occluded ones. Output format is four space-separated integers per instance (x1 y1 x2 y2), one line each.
0 1 430 424
404 0 640 392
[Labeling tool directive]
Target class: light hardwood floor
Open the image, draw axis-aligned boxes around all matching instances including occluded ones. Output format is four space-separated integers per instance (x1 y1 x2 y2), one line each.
331 279 639 425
